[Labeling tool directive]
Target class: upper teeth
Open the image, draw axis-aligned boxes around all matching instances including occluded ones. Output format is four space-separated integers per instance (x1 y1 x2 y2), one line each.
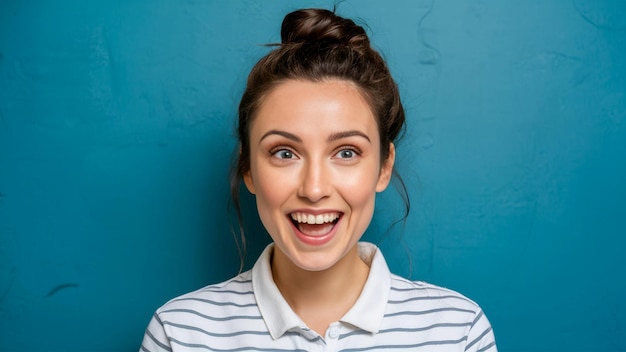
291 212 340 224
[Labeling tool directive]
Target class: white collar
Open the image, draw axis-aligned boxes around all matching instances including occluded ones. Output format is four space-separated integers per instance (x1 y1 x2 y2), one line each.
252 242 391 339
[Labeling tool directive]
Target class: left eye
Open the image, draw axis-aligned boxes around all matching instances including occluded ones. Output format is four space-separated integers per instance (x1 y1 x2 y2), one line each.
336 149 356 159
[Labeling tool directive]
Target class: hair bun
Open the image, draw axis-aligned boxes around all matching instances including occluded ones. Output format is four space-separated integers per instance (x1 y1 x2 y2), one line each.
281 8 370 49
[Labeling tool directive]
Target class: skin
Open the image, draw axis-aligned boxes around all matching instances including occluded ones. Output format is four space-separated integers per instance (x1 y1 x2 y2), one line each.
243 79 395 335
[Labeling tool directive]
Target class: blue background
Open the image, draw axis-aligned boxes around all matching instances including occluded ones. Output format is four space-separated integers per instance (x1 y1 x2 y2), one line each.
1 1 625 351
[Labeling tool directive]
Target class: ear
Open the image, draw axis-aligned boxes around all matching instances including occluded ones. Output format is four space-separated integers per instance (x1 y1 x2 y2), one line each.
239 145 256 194
376 143 395 192
243 169 256 194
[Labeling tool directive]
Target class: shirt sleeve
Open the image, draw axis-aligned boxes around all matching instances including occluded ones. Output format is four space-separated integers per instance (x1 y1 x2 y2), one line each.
465 309 497 352
139 313 172 352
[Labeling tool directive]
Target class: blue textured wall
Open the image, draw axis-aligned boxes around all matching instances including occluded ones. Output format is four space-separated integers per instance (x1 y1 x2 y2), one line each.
1 1 625 351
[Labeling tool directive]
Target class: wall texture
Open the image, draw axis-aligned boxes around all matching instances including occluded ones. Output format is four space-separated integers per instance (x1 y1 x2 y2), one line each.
1 1 625 351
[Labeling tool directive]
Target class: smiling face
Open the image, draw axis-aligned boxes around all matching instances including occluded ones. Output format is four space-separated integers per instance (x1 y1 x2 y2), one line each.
243 79 395 272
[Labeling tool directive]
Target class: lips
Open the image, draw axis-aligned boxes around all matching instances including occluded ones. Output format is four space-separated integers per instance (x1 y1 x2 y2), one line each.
289 211 342 245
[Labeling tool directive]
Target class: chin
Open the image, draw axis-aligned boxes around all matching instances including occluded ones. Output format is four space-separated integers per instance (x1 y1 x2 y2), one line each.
284 244 353 272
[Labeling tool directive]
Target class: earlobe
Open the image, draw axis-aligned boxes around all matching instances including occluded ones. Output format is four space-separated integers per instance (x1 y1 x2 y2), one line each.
243 171 256 194
376 143 395 192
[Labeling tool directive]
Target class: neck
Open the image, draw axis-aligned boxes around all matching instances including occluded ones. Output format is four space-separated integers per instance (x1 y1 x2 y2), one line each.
270 245 370 335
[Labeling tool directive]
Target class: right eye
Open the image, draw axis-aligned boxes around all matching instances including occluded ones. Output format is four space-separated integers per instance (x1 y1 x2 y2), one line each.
272 149 296 159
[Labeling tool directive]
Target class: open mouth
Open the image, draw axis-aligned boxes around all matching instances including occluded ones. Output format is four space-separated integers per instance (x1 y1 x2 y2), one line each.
289 212 342 237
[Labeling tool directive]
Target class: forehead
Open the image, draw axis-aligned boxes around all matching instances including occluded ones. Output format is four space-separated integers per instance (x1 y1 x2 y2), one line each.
250 79 378 139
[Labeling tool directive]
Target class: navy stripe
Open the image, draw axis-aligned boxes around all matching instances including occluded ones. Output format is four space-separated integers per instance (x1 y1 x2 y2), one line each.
339 322 473 340
384 306 476 318
198 278 252 291
466 326 493 351
389 284 429 292
161 308 263 322
339 336 469 351
388 294 474 305
145 327 171 351
199 288 255 296
171 297 258 308
169 336 307 352
380 322 473 334
471 310 485 327
163 320 271 338
218 278 252 285
478 340 497 351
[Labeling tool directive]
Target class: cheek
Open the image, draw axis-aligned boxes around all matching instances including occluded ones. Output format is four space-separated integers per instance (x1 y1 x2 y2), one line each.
338 178 377 239
334 166 380 209
251 166 294 212
342 184 377 215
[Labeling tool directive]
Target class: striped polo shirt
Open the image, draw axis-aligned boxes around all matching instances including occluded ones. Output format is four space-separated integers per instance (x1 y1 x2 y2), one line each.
140 242 497 351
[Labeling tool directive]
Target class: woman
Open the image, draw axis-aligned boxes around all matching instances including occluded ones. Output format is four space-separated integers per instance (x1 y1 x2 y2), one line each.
141 8 497 351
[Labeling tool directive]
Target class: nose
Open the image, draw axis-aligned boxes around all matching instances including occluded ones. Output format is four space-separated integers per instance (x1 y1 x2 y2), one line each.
297 159 331 203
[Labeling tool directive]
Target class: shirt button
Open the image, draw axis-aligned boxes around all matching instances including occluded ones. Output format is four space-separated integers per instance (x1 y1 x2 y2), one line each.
329 327 339 339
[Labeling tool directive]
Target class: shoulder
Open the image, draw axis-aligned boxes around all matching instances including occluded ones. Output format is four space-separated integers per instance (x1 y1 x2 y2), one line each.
383 276 497 351
154 270 256 316
141 271 273 351
387 274 484 316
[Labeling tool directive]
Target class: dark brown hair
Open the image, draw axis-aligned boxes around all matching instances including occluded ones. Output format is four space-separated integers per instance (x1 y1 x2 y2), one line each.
230 8 409 267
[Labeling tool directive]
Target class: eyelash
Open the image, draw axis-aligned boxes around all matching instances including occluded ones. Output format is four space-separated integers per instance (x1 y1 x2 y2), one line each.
267 145 362 160
334 146 361 159
269 145 297 159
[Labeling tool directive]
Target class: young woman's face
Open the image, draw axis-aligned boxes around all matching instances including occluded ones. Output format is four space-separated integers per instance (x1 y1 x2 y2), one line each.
243 79 394 272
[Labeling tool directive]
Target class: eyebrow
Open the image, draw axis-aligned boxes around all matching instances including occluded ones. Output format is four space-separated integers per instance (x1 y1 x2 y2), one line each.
327 130 371 143
259 129 371 144
259 130 302 143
